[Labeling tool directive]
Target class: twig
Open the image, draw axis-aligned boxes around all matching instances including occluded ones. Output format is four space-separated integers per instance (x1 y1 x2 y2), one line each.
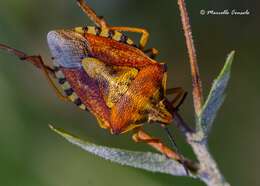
176 1 231 186
187 140 230 186
177 0 203 115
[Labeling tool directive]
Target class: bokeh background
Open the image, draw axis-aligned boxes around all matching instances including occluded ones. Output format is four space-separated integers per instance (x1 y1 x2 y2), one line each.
0 0 259 186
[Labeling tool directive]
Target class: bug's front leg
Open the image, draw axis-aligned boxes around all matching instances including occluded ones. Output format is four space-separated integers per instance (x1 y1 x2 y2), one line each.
132 128 197 172
166 87 188 109
0 43 69 102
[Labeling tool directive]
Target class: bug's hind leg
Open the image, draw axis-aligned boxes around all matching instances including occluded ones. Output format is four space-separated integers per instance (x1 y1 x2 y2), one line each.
77 0 109 28
109 27 150 50
76 1 159 53
108 27 161 58
0 44 69 102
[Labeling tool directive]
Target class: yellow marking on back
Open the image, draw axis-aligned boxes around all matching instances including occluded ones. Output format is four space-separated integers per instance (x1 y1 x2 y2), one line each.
113 32 123 41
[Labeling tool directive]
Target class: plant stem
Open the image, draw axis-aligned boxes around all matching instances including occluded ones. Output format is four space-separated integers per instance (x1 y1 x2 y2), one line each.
187 139 230 186
177 0 203 116
176 1 231 185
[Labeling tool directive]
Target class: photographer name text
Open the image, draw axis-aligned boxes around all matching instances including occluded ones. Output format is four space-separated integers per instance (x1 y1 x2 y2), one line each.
200 9 250 16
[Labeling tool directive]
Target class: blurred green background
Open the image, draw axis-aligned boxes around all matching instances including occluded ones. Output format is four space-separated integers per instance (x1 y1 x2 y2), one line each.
0 0 259 186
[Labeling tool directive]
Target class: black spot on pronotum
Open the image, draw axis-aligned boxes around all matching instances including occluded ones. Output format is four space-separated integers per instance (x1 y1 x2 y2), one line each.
64 88 73 96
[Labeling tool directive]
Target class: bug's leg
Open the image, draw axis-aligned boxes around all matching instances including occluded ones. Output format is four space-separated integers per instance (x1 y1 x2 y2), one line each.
166 87 188 109
76 1 158 52
0 43 53 74
109 27 150 50
171 88 188 109
166 87 182 95
132 128 196 173
0 44 69 102
143 48 159 59
76 0 109 28
21 56 69 102
132 128 181 161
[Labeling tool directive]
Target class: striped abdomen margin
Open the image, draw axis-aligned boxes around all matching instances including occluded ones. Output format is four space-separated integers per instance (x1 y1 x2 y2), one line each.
74 26 136 47
53 65 88 111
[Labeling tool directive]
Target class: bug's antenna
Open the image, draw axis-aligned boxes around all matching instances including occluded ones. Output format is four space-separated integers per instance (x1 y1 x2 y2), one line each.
161 124 189 175
163 125 178 149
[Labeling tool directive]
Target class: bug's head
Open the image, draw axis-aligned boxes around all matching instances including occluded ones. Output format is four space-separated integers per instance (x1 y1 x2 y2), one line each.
145 99 173 124
47 29 88 68
130 95 173 128
141 78 173 125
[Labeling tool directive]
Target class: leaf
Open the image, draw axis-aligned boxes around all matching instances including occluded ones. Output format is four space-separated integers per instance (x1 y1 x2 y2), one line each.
49 125 190 177
198 51 235 135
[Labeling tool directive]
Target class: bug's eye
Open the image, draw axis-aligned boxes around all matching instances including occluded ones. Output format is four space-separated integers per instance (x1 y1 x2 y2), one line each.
47 30 88 68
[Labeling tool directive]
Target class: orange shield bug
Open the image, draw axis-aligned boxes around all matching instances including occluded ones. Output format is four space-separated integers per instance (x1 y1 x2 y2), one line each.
0 0 193 171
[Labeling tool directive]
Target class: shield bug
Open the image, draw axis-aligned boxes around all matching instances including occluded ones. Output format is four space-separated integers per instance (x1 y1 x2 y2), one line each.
0 0 194 171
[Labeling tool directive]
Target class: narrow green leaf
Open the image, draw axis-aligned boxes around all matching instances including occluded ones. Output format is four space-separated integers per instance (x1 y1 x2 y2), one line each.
49 125 190 177
199 51 235 135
